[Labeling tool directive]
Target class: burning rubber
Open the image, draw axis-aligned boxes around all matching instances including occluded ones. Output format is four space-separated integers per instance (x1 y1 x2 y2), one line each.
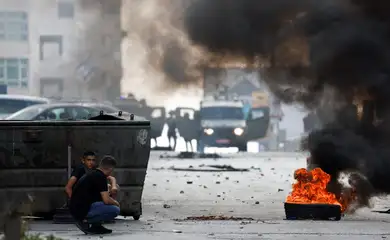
285 168 348 220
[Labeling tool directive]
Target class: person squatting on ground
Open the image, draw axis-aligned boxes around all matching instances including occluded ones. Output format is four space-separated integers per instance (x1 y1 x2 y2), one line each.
65 151 119 199
69 156 120 234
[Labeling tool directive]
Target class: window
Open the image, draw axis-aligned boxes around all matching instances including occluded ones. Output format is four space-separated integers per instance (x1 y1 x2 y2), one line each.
0 11 28 41
200 107 245 120
58 1 74 19
40 35 63 60
0 58 29 88
1 100 47 117
70 107 100 120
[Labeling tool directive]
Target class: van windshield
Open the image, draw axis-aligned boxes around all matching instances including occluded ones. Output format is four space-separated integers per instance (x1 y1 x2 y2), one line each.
0 99 47 115
200 107 244 120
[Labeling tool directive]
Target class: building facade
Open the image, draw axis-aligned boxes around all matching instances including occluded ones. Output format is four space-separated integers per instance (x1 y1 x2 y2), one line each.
0 0 122 101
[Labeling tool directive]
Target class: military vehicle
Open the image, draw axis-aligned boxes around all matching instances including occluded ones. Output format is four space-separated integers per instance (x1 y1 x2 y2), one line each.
113 96 166 145
0 113 151 221
196 99 247 152
199 67 281 151
249 90 272 149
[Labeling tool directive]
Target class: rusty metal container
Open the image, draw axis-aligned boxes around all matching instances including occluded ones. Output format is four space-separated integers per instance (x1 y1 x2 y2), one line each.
0 117 150 220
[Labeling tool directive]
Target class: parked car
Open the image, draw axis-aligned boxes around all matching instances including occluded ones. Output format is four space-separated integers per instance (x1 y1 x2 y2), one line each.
4 103 101 120
0 95 50 119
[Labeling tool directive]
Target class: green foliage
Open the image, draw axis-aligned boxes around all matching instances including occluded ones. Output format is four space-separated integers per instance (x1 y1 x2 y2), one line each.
21 220 63 240
22 234 63 240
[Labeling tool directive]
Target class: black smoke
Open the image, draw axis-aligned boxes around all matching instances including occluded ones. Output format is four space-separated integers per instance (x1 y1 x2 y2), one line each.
184 0 390 208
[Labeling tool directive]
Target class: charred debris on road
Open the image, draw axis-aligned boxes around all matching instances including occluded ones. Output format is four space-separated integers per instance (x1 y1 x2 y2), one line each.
174 215 254 221
168 164 250 172
159 151 222 159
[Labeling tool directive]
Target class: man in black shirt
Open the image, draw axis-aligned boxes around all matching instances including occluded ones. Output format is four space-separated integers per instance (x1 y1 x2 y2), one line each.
65 151 96 198
69 155 120 235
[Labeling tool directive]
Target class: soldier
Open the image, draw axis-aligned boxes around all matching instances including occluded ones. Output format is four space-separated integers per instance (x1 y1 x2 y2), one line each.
182 113 194 152
167 111 177 151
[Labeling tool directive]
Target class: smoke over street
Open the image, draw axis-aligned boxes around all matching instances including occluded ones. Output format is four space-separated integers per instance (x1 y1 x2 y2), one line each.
121 0 204 100
47 0 390 208
183 0 390 208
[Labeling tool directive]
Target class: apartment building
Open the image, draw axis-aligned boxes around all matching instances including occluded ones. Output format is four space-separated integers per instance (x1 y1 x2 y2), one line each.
0 0 122 101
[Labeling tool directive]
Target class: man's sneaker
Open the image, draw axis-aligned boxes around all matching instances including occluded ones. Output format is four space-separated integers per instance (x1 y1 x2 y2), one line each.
75 220 90 234
88 224 112 234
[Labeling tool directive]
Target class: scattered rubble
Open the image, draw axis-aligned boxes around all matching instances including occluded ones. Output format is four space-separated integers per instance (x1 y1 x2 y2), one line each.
175 215 255 221
159 152 223 159
208 165 249 172
170 164 249 172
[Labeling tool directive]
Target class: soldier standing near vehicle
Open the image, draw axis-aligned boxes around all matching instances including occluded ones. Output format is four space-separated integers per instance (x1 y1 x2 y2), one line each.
167 111 177 151
182 113 194 152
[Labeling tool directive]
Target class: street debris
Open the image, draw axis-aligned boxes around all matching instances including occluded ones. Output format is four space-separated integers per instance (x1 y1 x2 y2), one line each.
175 215 255 221
159 152 222 159
169 164 249 172
163 204 171 209
208 165 249 171
372 209 390 214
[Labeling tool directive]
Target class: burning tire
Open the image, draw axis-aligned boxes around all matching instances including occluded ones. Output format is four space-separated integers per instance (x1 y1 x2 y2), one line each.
286 168 347 220
285 202 341 220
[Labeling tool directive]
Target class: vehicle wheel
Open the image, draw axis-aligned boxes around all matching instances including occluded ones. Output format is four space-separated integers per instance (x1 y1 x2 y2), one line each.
238 144 247 152
133 215 140 220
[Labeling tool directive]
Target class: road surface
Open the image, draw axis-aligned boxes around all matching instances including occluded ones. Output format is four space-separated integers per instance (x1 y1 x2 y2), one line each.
27 151 390 239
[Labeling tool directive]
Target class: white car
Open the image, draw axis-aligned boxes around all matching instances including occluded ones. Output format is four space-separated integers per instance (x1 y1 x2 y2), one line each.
0 95 50 119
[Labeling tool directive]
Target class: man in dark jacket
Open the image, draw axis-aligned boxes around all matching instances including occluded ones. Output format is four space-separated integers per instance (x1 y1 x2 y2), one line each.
69 156 120 235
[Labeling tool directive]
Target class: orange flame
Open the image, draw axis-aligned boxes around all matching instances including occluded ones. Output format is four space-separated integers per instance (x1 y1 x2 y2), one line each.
286 168 348 212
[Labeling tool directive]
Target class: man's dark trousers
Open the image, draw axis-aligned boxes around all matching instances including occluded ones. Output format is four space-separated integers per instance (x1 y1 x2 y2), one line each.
86 202 120 223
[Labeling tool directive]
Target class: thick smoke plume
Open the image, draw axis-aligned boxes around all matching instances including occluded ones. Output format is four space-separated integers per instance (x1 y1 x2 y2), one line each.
183 0 390 208
121 0 205 103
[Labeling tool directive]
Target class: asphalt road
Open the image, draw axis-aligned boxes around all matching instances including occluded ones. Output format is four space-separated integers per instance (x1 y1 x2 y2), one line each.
27 151 390 239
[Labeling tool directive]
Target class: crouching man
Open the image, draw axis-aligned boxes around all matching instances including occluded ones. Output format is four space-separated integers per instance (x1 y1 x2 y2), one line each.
69 156 120 235
65 151 97 199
